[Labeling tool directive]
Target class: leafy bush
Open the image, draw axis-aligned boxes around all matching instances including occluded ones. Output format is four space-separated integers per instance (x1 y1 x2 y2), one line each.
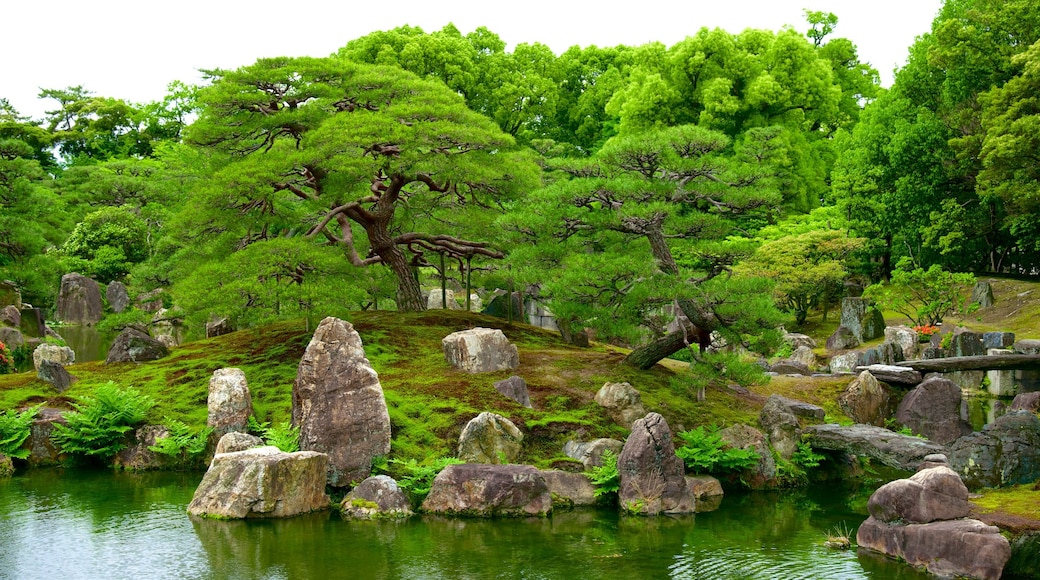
148 418 212 466
51 382 155 459
676 425 760 475
586 449 620 498
391 456 463 504
0 406 39 459
863 263 977 326
0 341 14 374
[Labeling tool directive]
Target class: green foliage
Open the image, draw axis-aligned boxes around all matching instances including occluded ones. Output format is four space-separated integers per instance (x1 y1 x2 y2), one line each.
863 263 977 326
51 382 155 459
61 206 150 283
586 449 620 498
675 425 760 476
0 341 14 375
391 456 463 504
792 441 825 470
262 421 300 453
0 406 39 459
97 309 151 334
148 418 212 466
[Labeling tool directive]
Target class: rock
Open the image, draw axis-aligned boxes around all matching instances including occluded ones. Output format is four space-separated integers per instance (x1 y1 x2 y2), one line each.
493 376 532 408
481 291 525 321
37 359 75 393
617 413 694 514
0 453 12 477
113 424 171 470
426 288 462 310
972 280 995 308
207 368 253 436
896 376 973 445
441 327 519 373
105 328 169 363
982 332 1015 349
951 332 986 358
839 371 894 427
948 411 1040 489
920 346 946 359
768 360 811 376
783 332 816 349
291 317 391 487
539 470 597 507
214 432 263 455
825 326 860 351
563 438 624 470
828 350 862 373
457 412 523 464
0 280 20 309
594 382 648 428
719 423 776 490
867 466 970 524
855 364 922 385
32 343 75 371
467 294 483 313
135 288 165 312
105 281 130 313
862 342 904 366
0 326 24 351
1010 392 1040 412
25 408 67 467
840 297 886 342
772 396 826 421
759 395 800 460
1013 339 1040 355
856 517 1010 580
885 326 920 360
685 475 724 501
421 463 552 517
187 446 329 518
788 345 816 370
341 475 413 519
802 424 947 472
919 453 950 470
0 305 19 327
55 273 103 324
205 317 234 338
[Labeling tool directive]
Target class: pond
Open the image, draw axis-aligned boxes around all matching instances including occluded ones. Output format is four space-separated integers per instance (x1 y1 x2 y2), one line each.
0 469 931 579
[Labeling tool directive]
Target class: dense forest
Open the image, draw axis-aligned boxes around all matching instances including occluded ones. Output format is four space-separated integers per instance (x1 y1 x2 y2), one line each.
1 0 1037 367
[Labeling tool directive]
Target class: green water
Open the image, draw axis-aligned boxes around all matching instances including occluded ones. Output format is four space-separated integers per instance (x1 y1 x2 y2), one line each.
0 469 930 579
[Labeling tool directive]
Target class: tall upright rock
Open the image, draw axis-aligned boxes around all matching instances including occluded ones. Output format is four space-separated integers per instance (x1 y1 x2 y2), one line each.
617 412 695 515
55 273 103 325
291 317 391 487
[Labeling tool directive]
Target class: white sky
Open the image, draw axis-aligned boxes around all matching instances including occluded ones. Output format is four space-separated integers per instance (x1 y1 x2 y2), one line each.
2 0 944 121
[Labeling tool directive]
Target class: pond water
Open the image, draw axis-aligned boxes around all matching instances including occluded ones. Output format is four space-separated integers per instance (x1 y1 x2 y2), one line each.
53 325 114 364
0 469 931 580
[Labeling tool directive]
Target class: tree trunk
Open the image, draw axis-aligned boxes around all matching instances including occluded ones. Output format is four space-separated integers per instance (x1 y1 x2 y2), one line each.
374 239 426 312
623 328 695 370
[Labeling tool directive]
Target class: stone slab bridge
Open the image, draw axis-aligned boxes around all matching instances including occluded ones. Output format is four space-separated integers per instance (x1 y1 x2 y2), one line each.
802 424 947 472
854 354 1040 386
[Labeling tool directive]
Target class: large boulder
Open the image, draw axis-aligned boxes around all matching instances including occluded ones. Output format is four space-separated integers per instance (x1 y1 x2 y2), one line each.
539 470 598 508
214 431 263 455
884 325 919 360
1013 339 1040 355
617 413 694 514
25 408 67 467
857 517 1010 580
828 350 862 373
867 466 970 524
205 316 234 339
783 332 816 349
0 305 19 327
825 326 860 351
441 327 519 373
105 281 130 314
421 463 552 517
33 343 75 371
768 360 811 376
563 438 624 471
840 297 886 342
948 411 1040 489
341 475 413 519
950 332 986 358
457 412 523 464
18 307 46 338
291 317 391 487
105 328 169 363
686 475 724 512
594 382 647 428
838 371 894 427
802 424 947 472
55 273 103 324
771 396 826 421
895 376 973 445
972 280 995 308
187 446 329 518
207 368 253 436
493 376 532 408
481 291 525 321
982 332 1015 349
37 359 75 393
426 288 462 310
1010 392 1040 413
113 424 171 471
788 345 816 370
719 423 777 490
758 395 800 460
0 327 24 354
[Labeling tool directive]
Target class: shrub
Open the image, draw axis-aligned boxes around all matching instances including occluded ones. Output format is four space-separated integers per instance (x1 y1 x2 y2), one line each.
148 418 213 467
675 425 760 476
863 263 977 326
0 341 14 374
247 416 300 452
51 382 155 459
0 406 39 459
586 449 620 498
391 456 463 504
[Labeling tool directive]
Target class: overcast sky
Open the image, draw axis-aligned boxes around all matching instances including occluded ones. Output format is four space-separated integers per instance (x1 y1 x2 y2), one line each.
3 0 944 120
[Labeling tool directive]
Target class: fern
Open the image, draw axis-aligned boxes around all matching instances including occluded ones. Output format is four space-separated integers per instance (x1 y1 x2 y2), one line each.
586 449 620 498
0 406 39 459
262 421 300 453
148 418 212 461
676 425 759 476
51 382 155 459
392 456 463 503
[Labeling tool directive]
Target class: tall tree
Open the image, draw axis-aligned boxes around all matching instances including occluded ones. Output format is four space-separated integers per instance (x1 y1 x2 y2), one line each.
185 56 539 311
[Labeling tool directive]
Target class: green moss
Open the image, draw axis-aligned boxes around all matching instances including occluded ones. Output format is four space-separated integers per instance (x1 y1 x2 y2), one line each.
970 484 1040 520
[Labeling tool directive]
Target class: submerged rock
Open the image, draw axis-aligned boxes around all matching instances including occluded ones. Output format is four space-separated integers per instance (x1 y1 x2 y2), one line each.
421 463 552 517
341 475 413 520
